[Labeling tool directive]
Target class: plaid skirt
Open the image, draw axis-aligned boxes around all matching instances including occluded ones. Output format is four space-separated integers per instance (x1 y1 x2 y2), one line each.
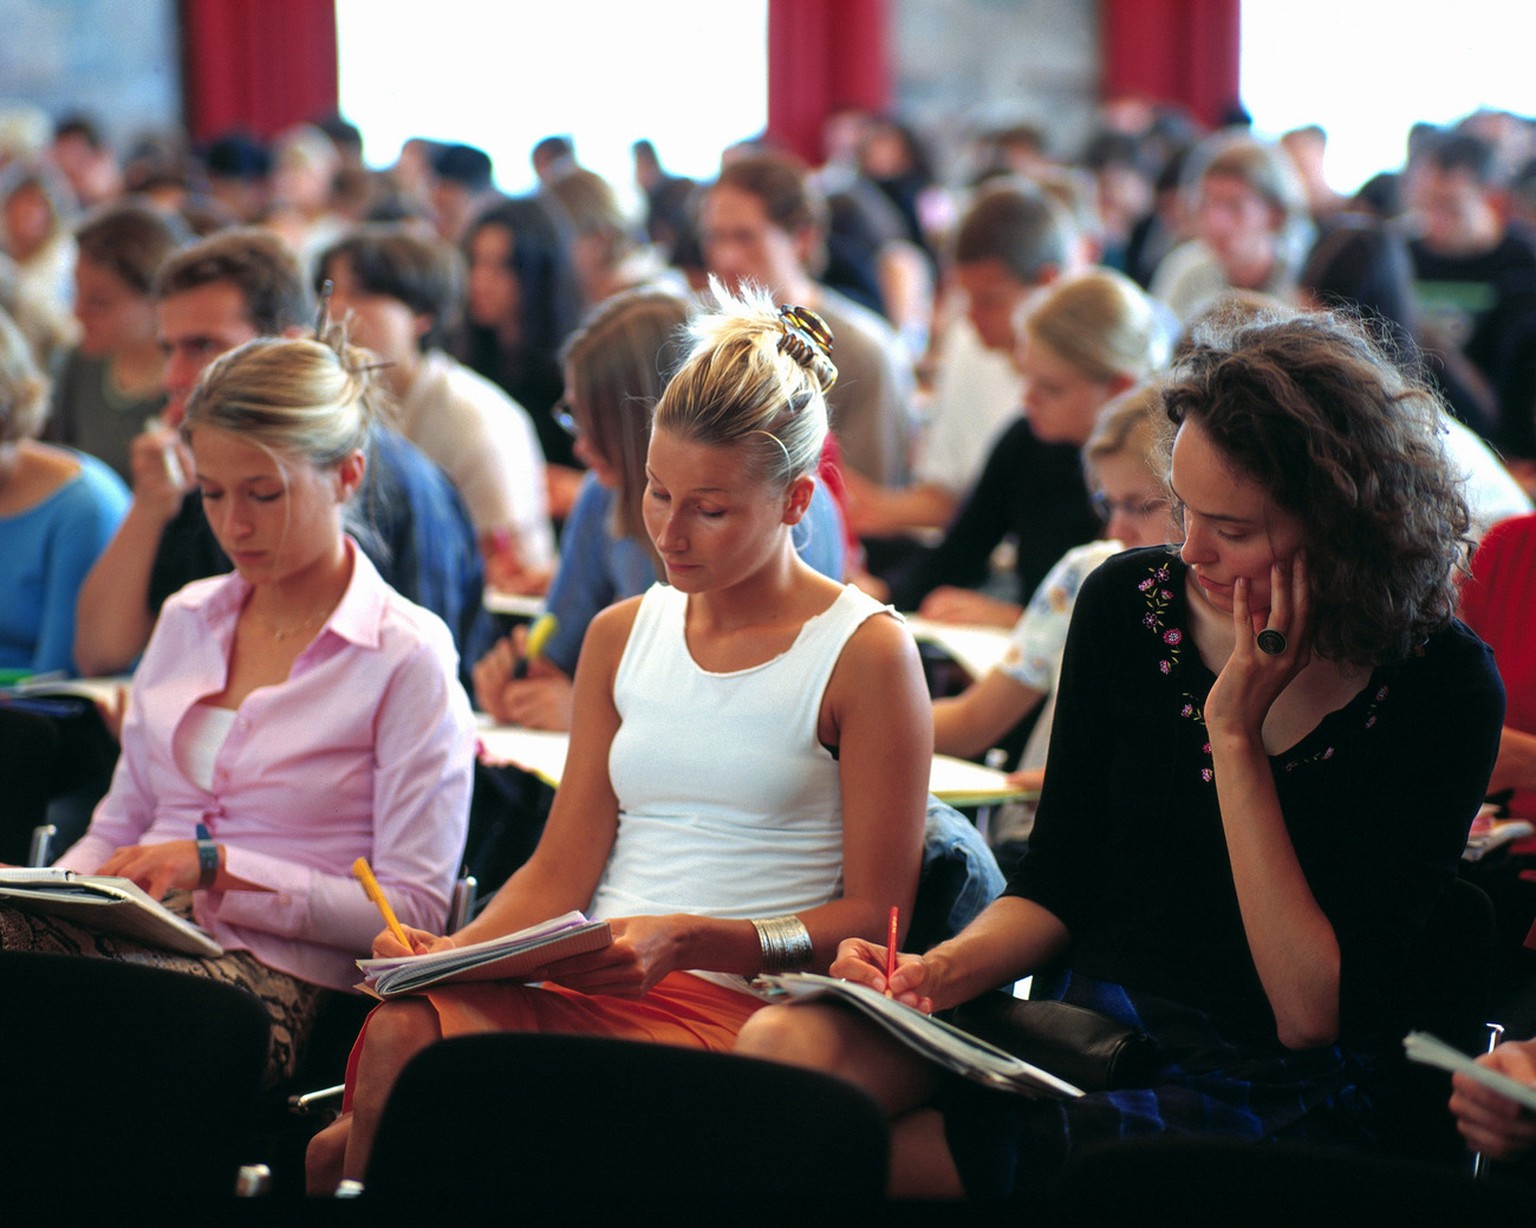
940 970 1381 1199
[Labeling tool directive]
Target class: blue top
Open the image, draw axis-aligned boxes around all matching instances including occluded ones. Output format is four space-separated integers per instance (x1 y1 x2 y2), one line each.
542 471 847 675
0 449 129 676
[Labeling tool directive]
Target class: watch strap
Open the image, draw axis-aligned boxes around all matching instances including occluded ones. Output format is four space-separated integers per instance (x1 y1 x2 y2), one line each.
195 822 219 889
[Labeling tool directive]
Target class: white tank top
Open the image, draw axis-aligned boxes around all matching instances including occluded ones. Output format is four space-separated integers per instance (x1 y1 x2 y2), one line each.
594 582 894 921
173 703 238 792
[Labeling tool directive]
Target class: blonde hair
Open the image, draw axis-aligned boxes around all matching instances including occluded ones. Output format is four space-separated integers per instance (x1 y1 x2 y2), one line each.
181 334 380 468
653 279 833 488
1023 269 1163 384
0 306 48 444
1085 381 1164 467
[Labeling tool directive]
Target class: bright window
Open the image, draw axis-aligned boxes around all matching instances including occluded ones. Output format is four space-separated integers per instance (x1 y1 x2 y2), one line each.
336 0 768 199
1241 1 1536 193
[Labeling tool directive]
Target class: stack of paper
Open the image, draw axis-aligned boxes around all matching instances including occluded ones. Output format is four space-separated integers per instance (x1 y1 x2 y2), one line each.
356 911 611 997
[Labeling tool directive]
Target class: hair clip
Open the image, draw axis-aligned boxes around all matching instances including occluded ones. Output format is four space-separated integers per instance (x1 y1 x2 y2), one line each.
776 303 837 392
314 277 335 340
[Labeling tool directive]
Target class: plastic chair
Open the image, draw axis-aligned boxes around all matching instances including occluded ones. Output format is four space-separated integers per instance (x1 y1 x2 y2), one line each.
0 950 270 1199
1367 875 1502 1163
362 1032 889 1204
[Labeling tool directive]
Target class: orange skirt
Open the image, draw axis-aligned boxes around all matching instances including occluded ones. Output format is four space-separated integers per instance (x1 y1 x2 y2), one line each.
342 972 763 1109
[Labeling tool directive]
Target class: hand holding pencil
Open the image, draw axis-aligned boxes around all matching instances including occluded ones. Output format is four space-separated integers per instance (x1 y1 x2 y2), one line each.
353 857 441 957
826 925 936 1015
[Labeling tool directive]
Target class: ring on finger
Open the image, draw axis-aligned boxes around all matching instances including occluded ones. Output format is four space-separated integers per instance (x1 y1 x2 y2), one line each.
1256 628 1287 656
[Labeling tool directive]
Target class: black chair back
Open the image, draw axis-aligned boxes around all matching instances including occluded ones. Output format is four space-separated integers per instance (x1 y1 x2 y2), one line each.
0 951 270 1198
365 1032 889 1204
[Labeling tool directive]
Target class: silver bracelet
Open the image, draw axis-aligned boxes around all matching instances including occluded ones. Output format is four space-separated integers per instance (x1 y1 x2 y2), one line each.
751 914 814 974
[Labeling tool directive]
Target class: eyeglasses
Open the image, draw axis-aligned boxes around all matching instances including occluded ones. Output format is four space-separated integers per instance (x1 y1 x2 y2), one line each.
1091 492 1170 524
553 398 579 438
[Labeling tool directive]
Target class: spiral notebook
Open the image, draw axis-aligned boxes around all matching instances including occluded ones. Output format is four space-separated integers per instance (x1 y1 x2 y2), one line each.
356 910 611 997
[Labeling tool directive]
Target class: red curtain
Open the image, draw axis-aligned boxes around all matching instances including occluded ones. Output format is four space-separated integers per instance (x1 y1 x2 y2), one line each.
180 0 339 143
1100 0 1241 130
767 0 892 165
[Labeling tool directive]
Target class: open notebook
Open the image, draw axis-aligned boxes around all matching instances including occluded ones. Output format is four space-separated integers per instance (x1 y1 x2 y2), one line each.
755 972 1084 1098
0 869 222 957
356 910 611 997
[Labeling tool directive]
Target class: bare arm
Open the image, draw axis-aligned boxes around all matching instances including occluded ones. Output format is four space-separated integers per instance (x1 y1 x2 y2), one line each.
843 468 957 537
933 668 1043 760
809 611 933 964
831 894 1070 1014
1205 559 1341 1050
917 586 1022 628
451 600 637 946
74 429 192 676
1487 724 1536 797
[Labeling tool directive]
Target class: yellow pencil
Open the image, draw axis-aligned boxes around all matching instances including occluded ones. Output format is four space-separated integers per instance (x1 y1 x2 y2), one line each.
352 856 410 949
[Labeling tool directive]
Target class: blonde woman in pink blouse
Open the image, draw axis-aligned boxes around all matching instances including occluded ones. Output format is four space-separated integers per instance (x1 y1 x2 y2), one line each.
2 333 475 1082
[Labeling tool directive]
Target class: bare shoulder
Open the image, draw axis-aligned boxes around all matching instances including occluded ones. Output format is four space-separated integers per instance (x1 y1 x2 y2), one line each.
843 605 922 668
580 595 646 672
826 604 925 705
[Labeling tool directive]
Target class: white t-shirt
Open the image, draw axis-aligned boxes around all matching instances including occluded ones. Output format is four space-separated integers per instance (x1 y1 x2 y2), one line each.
397 349 555 568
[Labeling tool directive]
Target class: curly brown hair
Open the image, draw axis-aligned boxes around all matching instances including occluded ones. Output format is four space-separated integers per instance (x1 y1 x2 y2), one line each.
1159 310 1470 668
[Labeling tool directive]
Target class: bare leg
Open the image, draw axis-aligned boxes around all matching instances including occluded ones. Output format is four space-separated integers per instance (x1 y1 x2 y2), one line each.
736 1003 962 1196
890 1108 964 1198
736 1002 937 1113
305 1114 352 1196
321 995 445 1192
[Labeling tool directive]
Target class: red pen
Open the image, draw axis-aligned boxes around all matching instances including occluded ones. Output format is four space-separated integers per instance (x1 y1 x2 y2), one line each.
885 905 899 995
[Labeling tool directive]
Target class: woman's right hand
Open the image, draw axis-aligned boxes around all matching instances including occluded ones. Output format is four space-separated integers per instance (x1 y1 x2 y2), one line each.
830 937 937 1014
1449 1038 1536 1161
918 586 1021 629
371 925 453 959
473 629 572 729
471 635 519 721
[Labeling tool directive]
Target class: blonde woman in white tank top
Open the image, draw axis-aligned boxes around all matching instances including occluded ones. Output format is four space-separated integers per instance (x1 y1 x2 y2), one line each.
311 281 933 1191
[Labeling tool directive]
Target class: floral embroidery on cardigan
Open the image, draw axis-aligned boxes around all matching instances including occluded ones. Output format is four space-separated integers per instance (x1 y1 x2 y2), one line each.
1141 558 1210 781
1138 560 1181 675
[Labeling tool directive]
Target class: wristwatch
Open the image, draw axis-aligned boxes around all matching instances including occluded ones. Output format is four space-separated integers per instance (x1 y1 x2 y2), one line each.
195 822 219 889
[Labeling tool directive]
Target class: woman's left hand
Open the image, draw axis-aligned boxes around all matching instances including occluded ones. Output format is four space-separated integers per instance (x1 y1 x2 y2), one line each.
96 841 202 901
532 914 685 998
1204 554 1312 741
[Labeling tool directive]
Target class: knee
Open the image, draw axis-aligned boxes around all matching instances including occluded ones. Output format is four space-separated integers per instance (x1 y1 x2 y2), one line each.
359 998 441 1069
735 1003 846 1073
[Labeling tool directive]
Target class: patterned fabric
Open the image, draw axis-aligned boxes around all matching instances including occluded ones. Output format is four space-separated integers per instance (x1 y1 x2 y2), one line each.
0 892 329 1085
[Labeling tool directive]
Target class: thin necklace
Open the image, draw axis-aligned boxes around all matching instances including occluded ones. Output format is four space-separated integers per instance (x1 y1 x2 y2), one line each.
255 608 329 642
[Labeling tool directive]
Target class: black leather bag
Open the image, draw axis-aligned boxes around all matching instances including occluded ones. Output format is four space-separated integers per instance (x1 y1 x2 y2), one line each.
944 991 1158 1093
